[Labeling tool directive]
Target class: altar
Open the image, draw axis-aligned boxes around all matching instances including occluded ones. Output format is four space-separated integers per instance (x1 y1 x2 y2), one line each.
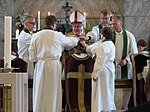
0 73 28 112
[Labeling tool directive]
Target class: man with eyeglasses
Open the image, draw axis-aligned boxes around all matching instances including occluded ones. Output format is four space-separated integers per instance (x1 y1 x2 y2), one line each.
17 13 35 79
17 13 35 111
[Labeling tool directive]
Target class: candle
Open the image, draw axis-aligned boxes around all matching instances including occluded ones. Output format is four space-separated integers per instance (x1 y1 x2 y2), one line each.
83 12 86 28
48 12 51 16
4 16 12 68
38 11 40 30
16 29 19 39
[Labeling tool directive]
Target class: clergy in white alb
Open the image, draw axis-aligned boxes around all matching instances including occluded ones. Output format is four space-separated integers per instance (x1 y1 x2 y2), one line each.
86 9 111 43
85 9 111 58
112 15 138 110
29 15 79 112
17 13 35 79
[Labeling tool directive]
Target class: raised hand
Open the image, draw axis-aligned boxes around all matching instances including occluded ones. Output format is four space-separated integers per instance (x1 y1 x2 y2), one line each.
78 35 89 41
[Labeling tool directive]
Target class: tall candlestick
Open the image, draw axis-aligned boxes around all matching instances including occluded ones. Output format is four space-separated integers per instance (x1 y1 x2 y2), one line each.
38 11 40 30
48 12 51 16
83 12 86 29
16 29 19 39
4 16 12 68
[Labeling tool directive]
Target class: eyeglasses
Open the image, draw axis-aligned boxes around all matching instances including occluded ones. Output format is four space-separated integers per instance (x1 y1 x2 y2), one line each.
27 22 35 25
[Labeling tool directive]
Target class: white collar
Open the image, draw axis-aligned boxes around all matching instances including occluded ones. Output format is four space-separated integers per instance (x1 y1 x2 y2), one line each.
115 30 123 35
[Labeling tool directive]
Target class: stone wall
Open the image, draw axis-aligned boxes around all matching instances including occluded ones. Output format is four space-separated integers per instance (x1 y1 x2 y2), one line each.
0 0 14 58
124 0 150 41
0 0 149 57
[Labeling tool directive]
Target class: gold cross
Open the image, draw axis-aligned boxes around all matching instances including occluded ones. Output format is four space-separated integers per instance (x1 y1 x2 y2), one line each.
66 64 91 112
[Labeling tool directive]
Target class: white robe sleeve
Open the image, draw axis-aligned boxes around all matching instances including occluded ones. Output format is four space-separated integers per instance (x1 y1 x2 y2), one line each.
129 33 138 54
58 32 79 50
29 37 37 62
86 41 102 58
125 31 138 62
21 34 31 45
86 25 100 42
92 44 106 79
17 31 32 57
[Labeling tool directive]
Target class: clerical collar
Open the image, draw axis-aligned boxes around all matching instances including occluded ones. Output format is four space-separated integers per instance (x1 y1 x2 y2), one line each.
98 24 103 29
99 24 110 28
23 28 31 34
115 30 123 35
103 38 112 42
44 25 53 30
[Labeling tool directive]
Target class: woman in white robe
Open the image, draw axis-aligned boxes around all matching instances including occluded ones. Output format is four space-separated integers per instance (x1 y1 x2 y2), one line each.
29 15 79 112
86 27 116 112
